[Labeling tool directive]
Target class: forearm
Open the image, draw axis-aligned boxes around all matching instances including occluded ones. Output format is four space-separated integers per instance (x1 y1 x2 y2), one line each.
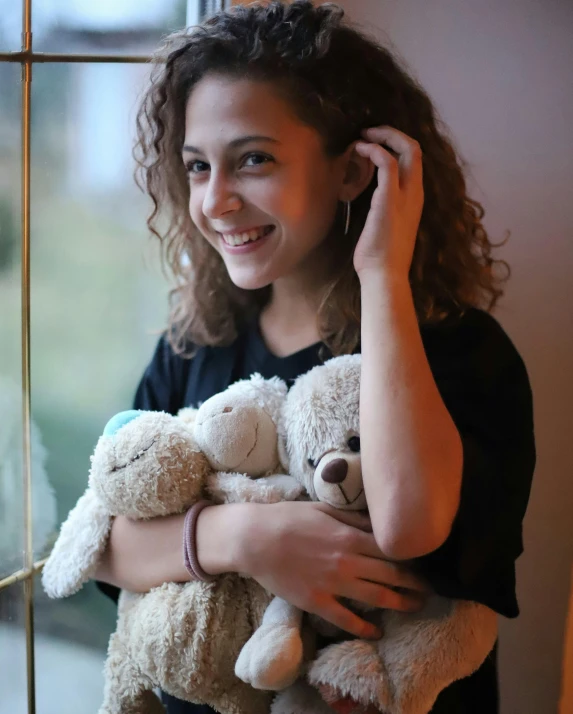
95 504 248 592
359 270 463 560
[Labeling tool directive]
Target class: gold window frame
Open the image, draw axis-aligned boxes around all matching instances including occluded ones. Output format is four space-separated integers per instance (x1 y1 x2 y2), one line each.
0 1 232 710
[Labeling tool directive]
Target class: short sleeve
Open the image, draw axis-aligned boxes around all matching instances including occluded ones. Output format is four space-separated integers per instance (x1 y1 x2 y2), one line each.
414 309 536 618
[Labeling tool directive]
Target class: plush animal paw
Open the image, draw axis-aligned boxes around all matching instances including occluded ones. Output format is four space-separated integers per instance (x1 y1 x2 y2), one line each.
207 472 303 505
235 623 304 691
309 640 389 712
254 474 305 502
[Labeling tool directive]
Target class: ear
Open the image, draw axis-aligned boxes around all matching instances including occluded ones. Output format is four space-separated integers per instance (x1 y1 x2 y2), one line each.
41 487 112 599
338 141 376 203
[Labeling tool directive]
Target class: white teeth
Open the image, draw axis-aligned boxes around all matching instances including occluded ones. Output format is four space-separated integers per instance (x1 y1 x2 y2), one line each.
221 227 271 246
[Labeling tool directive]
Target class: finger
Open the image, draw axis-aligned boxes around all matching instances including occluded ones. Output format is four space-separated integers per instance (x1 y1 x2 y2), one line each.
340 578 425 613
351 552 430 593
362 125 423 191
355 141 400 196
315 598 382 640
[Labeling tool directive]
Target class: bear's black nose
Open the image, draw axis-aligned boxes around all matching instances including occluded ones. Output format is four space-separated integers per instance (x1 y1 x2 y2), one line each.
321 458 348 484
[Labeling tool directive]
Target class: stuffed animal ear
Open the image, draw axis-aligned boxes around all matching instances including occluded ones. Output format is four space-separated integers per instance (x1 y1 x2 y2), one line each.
41 487 112 599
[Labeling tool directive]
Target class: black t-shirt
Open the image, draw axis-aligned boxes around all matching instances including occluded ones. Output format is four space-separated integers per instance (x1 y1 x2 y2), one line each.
97 307 536 714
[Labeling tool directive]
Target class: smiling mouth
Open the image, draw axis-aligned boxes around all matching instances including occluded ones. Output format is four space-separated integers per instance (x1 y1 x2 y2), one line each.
219 225 274 247
332 485 364 506
338 485 364 506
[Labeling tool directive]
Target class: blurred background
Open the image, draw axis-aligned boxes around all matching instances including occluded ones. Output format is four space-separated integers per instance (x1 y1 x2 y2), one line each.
1 1 572 713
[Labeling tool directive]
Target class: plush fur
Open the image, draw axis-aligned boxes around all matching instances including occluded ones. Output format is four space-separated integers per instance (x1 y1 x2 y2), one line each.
42 374 303 714
42 358 498 714
41 487 112 598
238 355 498 714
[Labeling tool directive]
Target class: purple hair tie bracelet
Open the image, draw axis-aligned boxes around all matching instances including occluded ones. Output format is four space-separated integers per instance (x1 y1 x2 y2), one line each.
183 500 217 582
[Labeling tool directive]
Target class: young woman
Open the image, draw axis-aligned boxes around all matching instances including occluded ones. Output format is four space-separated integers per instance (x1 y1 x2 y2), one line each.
95 2 536 712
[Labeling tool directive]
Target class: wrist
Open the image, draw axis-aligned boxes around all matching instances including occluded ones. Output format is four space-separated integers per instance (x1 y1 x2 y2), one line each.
357 264 410 291
194 502 255 576
358 268 413 311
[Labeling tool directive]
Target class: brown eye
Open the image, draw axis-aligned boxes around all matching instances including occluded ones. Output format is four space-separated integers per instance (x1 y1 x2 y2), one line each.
348 436 361 453
307 457 318 469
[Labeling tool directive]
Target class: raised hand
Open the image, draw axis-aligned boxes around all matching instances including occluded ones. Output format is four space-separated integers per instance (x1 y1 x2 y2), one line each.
353 126 424 280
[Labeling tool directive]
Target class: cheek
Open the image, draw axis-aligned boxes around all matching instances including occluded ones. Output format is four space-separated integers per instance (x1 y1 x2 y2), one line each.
289 451 316 497
188 191 218 246
188 191 204 226
302 465 318 499
274 160 338 227
295 178 340 241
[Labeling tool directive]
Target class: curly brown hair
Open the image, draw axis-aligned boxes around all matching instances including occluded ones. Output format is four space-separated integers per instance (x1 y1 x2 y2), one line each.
135 0 509 356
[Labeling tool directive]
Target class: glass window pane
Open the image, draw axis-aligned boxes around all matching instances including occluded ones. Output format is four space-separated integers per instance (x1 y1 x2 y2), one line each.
32 0 189 55
30 60 168 677
0 62 25 579
34 573 112 714
0 0 21 52
0 581 28 714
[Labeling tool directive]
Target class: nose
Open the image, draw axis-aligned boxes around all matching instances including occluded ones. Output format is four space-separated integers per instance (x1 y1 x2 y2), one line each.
202 171 242 220
321 458 348 484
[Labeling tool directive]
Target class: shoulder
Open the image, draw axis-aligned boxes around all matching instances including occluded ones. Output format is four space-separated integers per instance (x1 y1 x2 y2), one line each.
422 309 534 446
134 333 197 414
422 308 529 386
144 333 196 385
423 307 516 353
135 332 244 413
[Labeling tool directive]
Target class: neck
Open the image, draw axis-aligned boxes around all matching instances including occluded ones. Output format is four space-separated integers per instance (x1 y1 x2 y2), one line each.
259 264 330 358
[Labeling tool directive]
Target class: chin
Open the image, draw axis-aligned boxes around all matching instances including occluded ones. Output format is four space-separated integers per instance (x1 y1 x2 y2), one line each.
225 259 289 291
226 269 274 292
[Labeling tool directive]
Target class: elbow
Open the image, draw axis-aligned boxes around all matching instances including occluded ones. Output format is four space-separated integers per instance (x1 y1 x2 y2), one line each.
369 446 464 561
373 520 453 561
372 494 459 561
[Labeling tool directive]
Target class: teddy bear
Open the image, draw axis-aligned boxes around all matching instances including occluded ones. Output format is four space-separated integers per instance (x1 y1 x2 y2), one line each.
236 354 499 714
41 373 304 714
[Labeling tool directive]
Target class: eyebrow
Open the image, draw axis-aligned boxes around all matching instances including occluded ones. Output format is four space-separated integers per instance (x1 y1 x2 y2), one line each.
182 135 280 154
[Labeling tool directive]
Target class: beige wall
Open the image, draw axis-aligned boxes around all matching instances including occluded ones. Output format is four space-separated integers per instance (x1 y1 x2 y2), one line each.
336 1 573 711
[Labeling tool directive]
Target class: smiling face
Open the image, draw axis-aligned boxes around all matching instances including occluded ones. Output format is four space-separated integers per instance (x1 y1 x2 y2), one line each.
183 73 348 290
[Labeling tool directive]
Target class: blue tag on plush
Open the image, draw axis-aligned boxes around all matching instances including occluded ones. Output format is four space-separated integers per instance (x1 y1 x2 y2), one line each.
103 410 144 437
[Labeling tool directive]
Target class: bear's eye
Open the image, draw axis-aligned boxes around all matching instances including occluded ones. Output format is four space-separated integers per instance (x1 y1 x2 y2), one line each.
307 457 318 469
348 436 361 453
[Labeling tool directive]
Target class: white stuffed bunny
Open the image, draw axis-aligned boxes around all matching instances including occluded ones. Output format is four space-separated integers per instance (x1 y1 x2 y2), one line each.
42 374 303 714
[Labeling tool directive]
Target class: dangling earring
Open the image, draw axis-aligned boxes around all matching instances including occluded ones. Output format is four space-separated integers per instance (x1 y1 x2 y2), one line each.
344 200 352 236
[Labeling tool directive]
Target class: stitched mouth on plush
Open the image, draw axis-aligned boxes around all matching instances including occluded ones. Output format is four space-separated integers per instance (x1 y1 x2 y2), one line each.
111 439 157 473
